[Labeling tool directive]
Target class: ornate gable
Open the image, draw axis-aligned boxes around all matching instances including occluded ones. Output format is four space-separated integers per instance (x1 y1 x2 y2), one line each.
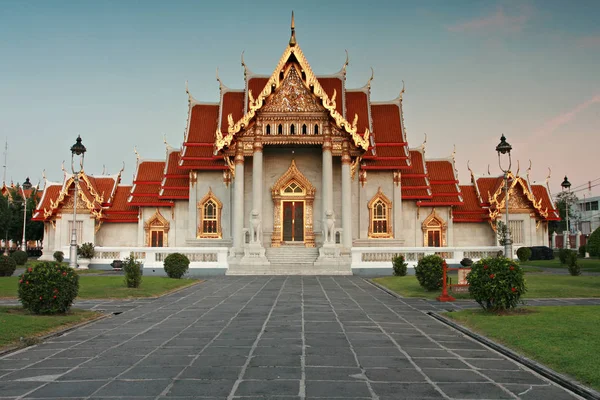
261 65 325 113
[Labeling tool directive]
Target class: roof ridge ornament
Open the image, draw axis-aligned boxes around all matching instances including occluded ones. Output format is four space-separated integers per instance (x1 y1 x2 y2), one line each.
367 67 374 90
399 80 406 101
289 11 296 46
134 146 140 161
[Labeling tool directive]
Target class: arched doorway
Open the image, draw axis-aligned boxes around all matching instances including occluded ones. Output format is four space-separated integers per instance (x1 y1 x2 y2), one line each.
271 160 316 247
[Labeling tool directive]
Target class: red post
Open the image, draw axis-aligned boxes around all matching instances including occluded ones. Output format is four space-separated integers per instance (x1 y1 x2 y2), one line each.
436 260 456 302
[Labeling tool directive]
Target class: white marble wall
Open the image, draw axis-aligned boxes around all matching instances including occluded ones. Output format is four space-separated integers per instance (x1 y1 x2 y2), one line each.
192 172 232 242
357 172 395 240
453 222 496 246
96 223 137 247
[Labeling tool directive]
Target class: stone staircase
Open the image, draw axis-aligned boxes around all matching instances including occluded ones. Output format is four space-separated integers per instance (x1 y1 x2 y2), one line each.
226 245 352 275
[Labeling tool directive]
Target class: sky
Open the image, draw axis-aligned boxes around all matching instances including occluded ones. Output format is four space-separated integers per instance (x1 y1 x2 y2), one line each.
1 0 599 198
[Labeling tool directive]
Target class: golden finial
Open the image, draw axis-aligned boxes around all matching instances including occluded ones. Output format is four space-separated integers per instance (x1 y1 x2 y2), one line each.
342 49 349 75
367 67 374 90
399 80 406 101
134 146 140 161
289 11 296 46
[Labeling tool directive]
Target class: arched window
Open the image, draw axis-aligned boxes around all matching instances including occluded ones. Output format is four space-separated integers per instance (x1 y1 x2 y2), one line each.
302 124 307 135
198 188 223 238
422 210 447 247
144 210 170 247
278 124 283 135
290 124 295 135
314 124 319 135
368 188 393 238
266 124 271 135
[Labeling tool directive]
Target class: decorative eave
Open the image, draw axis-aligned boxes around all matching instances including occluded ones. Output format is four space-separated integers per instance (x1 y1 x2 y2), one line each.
215 41 370 152
487 172 546 220
44 173 103 220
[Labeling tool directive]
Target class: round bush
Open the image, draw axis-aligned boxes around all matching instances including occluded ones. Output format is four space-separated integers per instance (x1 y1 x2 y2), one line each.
18 262 79 314
163 253 190 279
53 251 64 263
392 255 408 276
467 256 526 311
0 255 17 277
566 251 581 276
414 255 444 291
516 247 531 262
11 250 28 266
588 227 600 257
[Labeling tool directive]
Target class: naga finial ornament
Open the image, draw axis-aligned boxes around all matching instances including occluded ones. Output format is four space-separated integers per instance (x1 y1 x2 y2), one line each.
399 80 406 100
367 67 374 90
289 11 296 46
134 146 140 161
342 49 349 75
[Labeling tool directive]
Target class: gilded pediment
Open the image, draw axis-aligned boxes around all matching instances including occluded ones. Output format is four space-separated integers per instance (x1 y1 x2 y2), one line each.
261 65 324 113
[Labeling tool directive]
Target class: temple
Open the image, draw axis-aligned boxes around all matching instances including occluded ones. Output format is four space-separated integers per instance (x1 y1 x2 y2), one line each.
32 16 559 274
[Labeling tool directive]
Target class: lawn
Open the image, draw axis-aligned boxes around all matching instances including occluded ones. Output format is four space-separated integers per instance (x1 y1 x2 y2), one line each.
0 306 100 348
447 306 600 391
373 274 600 299
523 258 600 272
0 276 199 299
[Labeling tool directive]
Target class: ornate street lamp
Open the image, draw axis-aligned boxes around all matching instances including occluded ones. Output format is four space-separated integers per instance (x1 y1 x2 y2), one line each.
561 176 571 249
69 136 86 269
496 134 512 258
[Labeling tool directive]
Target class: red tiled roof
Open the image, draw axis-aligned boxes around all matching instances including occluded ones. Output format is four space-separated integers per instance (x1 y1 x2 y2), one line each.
160 150 189 200
317 77 343 115
345 91 370 133
247 77 269 109
103 186 138 223
453 185 488 222
418 160 463 206
31 185 61 221
363 103 410 170
532 185 560 220
401 150 431 199
220 91 245 133
180 104 227 169
475 177 504 205
129 161 173 207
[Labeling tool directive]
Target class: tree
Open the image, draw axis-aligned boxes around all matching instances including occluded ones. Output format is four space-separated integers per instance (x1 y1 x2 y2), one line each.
550 191 579 234
3 185 44 247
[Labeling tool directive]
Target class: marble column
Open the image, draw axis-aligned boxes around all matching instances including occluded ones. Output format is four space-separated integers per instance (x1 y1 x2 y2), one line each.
341 145 352 248
322 135 333 240
232 144 245 253
251 140 263 244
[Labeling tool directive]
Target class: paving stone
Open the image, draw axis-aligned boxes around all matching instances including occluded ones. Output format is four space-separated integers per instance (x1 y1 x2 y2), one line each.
235 379 299 396
166 379 235 397
305 367 364 381
436 382 515 399
119 365 186 379
56 366 128 381
411 357 469 369
364 367 427 382
26 380 108 398
503 384 580 399
305 354 357 367
243 366 301 380
479 369 549 384
356 355 412 368
370 382 442 398
305 380 371 398
0 380 46 396
93 379 171 397
248 355 301 367
422 367 489 383
466 358 522 370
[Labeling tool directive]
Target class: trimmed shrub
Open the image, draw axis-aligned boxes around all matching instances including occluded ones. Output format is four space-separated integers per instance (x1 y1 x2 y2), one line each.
414 254 444 291
516 247 532 262
588 227 600 257
467 256 526 311
566 250 581 276
0 255 17 277
53 251 64 263
460 258 473 267
558 248 571 265
163 253 190 279
123 253 142 288
77 242 95 259
579 245 587 258
18 262 79 314
528 246 554 260
11 250 28 266
392 255 408 276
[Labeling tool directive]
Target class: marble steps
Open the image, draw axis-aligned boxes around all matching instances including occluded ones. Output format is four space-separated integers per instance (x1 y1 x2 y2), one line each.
264 247 319 265
227 264 351 276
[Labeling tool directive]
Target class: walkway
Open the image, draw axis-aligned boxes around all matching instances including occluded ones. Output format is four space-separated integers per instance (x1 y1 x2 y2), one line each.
0 277 586 399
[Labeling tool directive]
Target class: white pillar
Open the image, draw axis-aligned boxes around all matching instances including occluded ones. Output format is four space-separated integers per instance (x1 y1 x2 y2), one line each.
393 171 402 240
341 148 352 248
322 136 333 231
252 140 263 245
575 231 582 250
563 231 569 249
232 147 245 252
551 231 557 249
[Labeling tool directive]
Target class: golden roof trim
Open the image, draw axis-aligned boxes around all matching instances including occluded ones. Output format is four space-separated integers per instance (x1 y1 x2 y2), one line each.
215 43 370 152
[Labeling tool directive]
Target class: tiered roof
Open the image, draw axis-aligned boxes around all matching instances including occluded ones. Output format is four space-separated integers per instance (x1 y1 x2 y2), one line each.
128 160 173 207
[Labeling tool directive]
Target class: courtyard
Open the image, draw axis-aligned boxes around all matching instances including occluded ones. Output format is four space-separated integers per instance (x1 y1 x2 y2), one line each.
0 276 583 399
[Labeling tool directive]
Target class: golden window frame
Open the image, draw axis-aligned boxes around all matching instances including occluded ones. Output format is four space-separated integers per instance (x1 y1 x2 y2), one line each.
368 187 393 238
197 188 223 239
144 209 170 247
422 209 447 247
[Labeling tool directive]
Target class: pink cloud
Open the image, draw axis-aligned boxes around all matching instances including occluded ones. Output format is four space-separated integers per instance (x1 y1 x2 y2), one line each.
534 95 600 138
578 35 600 48
448 7 529 33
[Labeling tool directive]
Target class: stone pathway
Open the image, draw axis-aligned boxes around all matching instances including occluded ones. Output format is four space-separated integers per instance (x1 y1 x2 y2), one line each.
0 277 587 399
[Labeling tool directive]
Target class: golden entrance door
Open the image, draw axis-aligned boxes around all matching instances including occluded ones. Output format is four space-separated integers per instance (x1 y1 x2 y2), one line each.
282 201 304 242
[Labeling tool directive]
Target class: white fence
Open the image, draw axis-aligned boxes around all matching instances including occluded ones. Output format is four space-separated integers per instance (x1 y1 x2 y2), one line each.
62 246 229 270
351 246 504 269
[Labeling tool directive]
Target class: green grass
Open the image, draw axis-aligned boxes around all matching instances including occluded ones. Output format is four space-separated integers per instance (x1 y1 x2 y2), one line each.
0 276 199 299
447 306 600 391
373 274 600 299
0 306 100 348
523 258 600 272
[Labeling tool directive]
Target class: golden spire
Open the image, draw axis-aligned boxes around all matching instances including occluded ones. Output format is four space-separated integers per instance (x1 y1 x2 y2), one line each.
289 11 296 46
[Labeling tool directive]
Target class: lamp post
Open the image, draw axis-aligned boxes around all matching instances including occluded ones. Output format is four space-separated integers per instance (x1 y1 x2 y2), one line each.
69 136 86 269
561 176 571 249
496 134 513 259
20 185 27 251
